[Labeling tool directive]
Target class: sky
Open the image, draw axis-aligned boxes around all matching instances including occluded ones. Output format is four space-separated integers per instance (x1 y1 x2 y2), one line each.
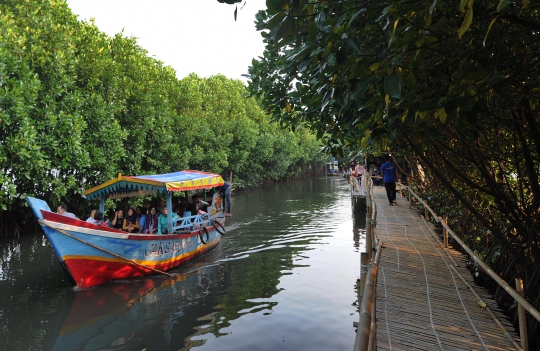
65 0 267 82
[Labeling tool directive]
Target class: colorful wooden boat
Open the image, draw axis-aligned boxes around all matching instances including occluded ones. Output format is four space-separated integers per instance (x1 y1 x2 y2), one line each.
27 170 227 288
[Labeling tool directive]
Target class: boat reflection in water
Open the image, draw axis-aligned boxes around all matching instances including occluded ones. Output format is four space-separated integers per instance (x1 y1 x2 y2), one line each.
50 263 222 351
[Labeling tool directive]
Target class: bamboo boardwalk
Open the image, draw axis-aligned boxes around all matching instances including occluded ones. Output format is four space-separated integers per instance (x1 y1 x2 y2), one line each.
371 187 520 351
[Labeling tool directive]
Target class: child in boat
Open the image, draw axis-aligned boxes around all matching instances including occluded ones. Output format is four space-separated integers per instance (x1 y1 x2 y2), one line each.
93 210 108 226
123 208 139 233
196 203 206 215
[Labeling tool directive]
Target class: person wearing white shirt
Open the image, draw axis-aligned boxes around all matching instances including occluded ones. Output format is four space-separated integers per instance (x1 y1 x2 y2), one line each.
57 204 78 219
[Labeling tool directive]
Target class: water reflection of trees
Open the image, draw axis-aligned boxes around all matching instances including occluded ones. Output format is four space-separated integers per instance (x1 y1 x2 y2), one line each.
0 233 70 350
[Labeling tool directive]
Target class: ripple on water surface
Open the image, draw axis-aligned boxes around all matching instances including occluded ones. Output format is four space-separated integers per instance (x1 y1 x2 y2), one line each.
0 176 365 351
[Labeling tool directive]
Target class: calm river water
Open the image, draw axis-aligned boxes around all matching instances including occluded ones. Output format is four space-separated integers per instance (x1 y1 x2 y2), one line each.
0 176 366 351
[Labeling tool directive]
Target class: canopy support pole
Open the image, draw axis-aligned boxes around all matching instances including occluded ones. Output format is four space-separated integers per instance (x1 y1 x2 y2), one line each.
100 197 105 214
166 191 173 234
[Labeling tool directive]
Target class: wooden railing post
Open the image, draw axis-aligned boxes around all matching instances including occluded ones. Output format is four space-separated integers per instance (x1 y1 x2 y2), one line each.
443 216 448 249
516 278 529 351
408 189 412 209
425 204 429 222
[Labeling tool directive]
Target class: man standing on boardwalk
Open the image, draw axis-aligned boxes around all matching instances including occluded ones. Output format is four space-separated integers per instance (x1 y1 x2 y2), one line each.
381 154 398 206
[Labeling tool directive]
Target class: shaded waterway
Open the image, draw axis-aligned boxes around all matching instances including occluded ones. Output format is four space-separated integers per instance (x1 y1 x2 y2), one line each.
0 176 366 351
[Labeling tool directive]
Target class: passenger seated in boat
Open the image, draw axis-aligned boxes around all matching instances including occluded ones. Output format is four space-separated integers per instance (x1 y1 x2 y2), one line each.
137 206 147 233
85 208 97 223
157 206 179 234
174 205 185 217
196 203 206 215
143 207 158 234
123 208 139 233
57 204 78 219
93 210 108 226
111 209 125 230
191 195 209 212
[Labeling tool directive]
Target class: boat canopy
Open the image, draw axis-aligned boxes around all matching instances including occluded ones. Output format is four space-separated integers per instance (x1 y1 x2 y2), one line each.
84 170 225 200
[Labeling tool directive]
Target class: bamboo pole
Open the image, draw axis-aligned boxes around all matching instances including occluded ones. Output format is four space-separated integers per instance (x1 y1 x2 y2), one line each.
366 220 372 262
516 278 529 351
39 220 172 277
359 252 369 302
354 241 383 351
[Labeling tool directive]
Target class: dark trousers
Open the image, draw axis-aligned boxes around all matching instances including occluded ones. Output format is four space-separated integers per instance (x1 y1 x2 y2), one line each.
384 182 396 203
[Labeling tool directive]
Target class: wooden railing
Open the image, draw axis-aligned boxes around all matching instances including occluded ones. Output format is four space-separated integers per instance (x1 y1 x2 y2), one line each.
353 176 383 351
400 183 540 351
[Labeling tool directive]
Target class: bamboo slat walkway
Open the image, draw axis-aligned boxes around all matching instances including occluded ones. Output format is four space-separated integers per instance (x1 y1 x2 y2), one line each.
372 187 520 351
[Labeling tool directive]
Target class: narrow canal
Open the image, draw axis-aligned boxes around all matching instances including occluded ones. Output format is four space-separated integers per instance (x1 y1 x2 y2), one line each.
0 176 366 351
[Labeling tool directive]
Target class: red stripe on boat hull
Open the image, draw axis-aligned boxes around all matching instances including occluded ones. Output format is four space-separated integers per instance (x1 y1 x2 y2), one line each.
64 240 219 288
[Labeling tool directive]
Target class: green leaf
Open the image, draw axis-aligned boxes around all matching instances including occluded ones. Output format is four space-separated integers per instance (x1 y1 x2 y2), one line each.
345 39 362 55
497 0 512 11
459 0 468 12
483 15 500 46
348 8 366 26
435 107 447 123
384 74 401 98
429 0 441 14
458 0 474 39
350 75 376 100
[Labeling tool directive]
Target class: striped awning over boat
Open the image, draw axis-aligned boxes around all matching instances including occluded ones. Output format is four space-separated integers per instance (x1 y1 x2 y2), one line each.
84 170 225 200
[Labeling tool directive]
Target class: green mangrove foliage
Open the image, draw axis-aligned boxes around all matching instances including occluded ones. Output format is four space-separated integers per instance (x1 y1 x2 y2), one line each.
246 0 540 344
0 0 325 236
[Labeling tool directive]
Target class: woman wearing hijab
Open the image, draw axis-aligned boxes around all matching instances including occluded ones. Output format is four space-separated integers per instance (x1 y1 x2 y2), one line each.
123 207 139 233
144 207 158 234
157 206 179 234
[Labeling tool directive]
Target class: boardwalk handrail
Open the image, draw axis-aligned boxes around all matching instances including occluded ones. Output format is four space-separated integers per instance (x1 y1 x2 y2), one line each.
354 175 382 351
400 183 540 324
354 241 382 351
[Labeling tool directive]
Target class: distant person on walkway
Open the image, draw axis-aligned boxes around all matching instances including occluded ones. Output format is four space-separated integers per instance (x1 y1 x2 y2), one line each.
354 162 364 178
57 204 78 219
373 166 383 186
381 155 398 206
221 181 232 217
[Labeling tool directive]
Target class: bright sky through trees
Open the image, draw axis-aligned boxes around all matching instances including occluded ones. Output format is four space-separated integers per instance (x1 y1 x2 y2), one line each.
66 0 266 82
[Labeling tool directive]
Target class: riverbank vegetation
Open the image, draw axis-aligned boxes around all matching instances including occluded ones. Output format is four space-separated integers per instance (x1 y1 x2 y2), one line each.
247 0 540 347
0 0 325 237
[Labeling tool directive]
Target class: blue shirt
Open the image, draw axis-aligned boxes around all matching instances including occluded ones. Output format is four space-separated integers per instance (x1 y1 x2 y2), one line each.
381 162 397 183
138 214 147 231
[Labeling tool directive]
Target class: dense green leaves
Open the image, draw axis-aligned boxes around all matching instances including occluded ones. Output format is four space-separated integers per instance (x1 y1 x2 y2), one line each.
247 0 540 339
0 0 324 234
